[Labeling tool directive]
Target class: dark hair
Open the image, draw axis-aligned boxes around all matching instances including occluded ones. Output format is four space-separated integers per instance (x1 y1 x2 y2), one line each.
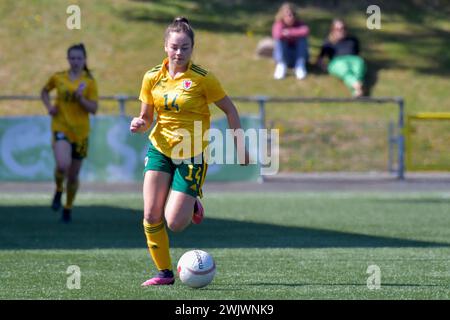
67 43 93 78
164 16 194 47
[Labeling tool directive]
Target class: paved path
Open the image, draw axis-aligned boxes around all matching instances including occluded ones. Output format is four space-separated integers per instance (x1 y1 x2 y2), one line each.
1 173 450 193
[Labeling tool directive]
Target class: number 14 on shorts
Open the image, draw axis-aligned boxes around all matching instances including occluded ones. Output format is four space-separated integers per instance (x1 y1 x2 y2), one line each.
185 164 202 185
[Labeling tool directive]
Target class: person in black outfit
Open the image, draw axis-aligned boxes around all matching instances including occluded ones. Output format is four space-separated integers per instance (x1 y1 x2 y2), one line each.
316 19 366 97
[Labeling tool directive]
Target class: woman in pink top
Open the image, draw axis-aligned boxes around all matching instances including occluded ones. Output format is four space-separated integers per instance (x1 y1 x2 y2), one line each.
272 2 310 80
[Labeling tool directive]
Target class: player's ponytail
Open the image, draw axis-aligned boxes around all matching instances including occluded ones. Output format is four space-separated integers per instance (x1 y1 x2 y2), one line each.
165 16 195 47
67 43 93 78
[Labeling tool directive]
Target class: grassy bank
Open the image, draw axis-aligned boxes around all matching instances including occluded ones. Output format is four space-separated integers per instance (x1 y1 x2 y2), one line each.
1 0 449 171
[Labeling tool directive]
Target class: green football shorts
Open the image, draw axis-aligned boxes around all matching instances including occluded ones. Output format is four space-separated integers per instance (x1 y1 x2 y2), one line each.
143 142 207 198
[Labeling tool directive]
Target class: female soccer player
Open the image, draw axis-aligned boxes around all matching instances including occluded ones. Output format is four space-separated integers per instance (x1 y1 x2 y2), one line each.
130 17 249 286
41 43 98 222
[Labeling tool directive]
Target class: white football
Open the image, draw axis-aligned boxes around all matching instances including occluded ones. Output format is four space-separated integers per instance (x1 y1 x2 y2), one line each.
177 250 216 288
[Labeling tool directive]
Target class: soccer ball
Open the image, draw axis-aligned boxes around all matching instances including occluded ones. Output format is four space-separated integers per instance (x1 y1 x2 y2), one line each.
177 250 216 288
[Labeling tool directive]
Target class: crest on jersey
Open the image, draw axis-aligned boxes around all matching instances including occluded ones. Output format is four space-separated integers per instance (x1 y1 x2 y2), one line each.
182 79 192 90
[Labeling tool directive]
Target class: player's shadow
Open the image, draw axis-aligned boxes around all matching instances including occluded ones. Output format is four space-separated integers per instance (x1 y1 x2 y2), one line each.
1 205 448 250
175 217 450 249
245 282 444 288
372 198 450 204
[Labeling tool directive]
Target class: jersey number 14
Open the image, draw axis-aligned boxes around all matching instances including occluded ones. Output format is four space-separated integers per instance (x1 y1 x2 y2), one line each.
163 94 179 112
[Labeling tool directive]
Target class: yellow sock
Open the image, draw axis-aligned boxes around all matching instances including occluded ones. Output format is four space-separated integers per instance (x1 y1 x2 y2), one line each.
55 170 65 193
65 181 79 209
143 220 172 271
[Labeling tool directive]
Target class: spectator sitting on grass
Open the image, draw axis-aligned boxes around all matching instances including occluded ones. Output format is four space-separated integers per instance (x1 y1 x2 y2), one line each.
272 2 310 80
315 19 366 97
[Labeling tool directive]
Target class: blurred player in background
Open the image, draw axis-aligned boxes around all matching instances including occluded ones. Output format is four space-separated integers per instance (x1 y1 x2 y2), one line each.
130 17 249 286
41 43 98 222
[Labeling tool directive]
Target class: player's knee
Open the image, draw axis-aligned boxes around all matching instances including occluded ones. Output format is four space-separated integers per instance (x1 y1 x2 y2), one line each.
143 210 164 225
67 174 79 184
166 218 188 233
144 217 163 226
56 164 69 174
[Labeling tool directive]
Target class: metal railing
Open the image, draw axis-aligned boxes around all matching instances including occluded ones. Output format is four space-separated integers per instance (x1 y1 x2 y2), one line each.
0 94 406 179
0 95 133 115
229 96 405 179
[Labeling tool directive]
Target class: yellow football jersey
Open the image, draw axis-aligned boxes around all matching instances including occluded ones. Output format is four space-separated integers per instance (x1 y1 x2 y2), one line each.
44 70 98 142
139 58 226 159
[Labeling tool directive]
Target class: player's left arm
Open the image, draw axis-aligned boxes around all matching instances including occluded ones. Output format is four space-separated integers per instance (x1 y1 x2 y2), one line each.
75 81 98 114
214 96 250 166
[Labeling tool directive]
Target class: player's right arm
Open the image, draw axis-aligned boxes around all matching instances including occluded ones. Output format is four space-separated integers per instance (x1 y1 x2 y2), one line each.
130 101 154 133
131 70 157 133
41 75 58 116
